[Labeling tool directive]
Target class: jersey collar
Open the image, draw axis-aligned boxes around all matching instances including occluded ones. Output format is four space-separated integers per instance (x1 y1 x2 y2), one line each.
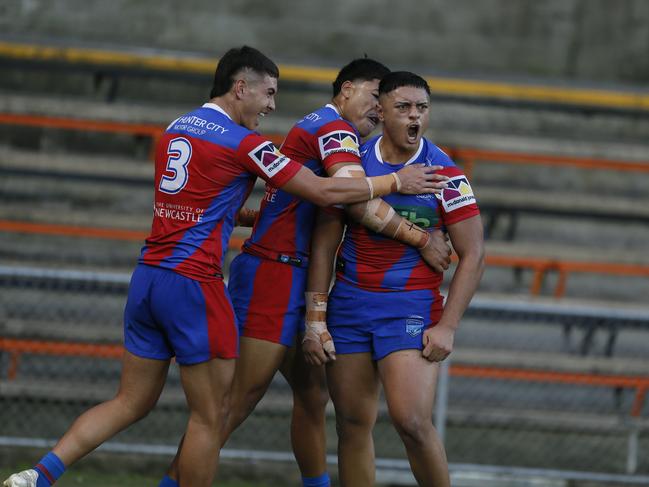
202 102 233 120
374 136 424 166
326 103 340 116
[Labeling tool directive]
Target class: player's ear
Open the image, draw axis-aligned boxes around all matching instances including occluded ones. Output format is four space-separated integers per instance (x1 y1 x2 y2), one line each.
340 80 354 100
377 102 385 122
233 78 247 100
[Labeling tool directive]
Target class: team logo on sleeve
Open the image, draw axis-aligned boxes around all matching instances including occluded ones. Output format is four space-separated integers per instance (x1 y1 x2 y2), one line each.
248 141 291 178
438 175 476 212
318 130 360 159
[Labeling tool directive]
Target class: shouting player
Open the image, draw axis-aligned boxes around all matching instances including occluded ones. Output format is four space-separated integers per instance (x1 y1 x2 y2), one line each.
305 71 485 487
3 49 442 487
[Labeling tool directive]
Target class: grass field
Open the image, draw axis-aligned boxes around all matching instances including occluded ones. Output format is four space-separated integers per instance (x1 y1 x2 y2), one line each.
0 466 283 487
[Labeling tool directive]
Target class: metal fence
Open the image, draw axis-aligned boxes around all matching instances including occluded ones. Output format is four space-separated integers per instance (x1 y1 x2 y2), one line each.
1 265 648 485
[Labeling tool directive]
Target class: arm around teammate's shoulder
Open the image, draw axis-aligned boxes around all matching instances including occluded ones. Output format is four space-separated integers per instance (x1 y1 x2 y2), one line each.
279 165 372 206
280 162 446 207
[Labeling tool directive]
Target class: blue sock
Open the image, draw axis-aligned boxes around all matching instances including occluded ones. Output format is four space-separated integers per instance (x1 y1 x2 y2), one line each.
158 475 179 487
302 472 330 487
34 452 65 486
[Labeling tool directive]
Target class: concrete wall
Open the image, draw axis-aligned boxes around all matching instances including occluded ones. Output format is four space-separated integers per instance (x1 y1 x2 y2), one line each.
2 0 649 83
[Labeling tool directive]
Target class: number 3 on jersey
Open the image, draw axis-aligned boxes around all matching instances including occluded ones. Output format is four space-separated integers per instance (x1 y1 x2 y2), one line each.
159 137 192 194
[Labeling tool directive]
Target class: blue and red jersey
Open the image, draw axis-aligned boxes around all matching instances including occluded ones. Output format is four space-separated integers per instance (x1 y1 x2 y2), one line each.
139 103 301 281
335 136 480 292
242 104 362 263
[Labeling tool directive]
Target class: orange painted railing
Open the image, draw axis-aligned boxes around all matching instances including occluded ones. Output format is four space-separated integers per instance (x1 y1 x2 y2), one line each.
0 113 285 160
446 147 649 179
2 113 648 175
2 219 648 298
450 364 649 418
1 337 123 381
2 337 647 417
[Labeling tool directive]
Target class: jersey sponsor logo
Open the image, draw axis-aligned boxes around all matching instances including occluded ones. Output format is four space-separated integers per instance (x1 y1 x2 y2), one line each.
437 175 476 212
248 141 291 178
154 202 204 222
394 206 439 229
299 111 322 124
318 130 360 159
406 315 425 337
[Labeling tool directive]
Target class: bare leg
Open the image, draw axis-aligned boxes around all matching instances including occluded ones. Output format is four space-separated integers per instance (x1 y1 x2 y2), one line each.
175 357 235 487
52 351 169 465
223 337 288 442
378 350 449 487
164 337 286 481
280 342 329 477
326 353 379 487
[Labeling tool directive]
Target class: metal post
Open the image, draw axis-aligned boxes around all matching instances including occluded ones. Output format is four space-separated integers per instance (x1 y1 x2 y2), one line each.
626 424 638 474
435 357 451 444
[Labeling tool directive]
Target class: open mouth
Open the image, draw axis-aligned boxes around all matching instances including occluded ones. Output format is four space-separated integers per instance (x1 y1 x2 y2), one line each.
407 123 420 142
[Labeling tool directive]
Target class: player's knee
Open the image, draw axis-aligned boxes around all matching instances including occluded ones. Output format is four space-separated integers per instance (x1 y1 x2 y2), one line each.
114 392 158 423
190 405 228 433
293 382 329 414
334 410 375 438
391 412 433 446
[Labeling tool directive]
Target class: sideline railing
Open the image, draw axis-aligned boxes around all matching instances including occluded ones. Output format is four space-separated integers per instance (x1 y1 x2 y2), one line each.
2 219 648 298
1 335 647 475
2 112 648 177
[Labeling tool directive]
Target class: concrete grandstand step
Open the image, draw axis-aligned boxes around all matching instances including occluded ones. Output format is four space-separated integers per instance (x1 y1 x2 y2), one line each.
0 205 150 230
453 347 649 376
445 407 649 434
478 187 649 220
485 241 649 265
0 232 144 270
3 91 649 159
0 91 298 134
0 145 153 178
1 318 122 342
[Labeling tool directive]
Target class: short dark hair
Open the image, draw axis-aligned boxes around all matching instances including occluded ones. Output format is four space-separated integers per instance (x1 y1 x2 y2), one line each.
210 46 280 98
332 58 390 96
379 71 431 96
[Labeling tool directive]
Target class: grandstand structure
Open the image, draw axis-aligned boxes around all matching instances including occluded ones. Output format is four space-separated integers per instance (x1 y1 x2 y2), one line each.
1 37 648 487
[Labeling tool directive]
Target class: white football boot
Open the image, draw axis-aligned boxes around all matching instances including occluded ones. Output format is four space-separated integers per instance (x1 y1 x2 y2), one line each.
3 469 39 487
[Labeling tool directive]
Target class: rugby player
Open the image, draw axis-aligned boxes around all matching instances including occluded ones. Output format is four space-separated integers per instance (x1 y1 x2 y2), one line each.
305 71 485 486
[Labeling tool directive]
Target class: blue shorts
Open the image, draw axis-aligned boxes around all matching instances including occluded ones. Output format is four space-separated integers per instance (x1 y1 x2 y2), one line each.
327 279 443 361
124 264 238 365
228 252 306 347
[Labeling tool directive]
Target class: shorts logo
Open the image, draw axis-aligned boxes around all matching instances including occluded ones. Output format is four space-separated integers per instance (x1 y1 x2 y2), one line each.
318 130 360 159
438 175 476 212
406 315 425 337
248 141 291 178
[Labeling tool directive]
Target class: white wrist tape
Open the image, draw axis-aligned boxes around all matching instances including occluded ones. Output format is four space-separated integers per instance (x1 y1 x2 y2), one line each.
365 177 375 200
360 198 397 233
332 165 366 179
303 292 335 355
392 172 401 192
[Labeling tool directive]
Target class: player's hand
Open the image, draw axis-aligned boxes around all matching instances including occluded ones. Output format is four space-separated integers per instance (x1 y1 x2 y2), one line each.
422 323 455 362
235 207 258 227
302 327 336 366
419 229 451 273
396 164 448 195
